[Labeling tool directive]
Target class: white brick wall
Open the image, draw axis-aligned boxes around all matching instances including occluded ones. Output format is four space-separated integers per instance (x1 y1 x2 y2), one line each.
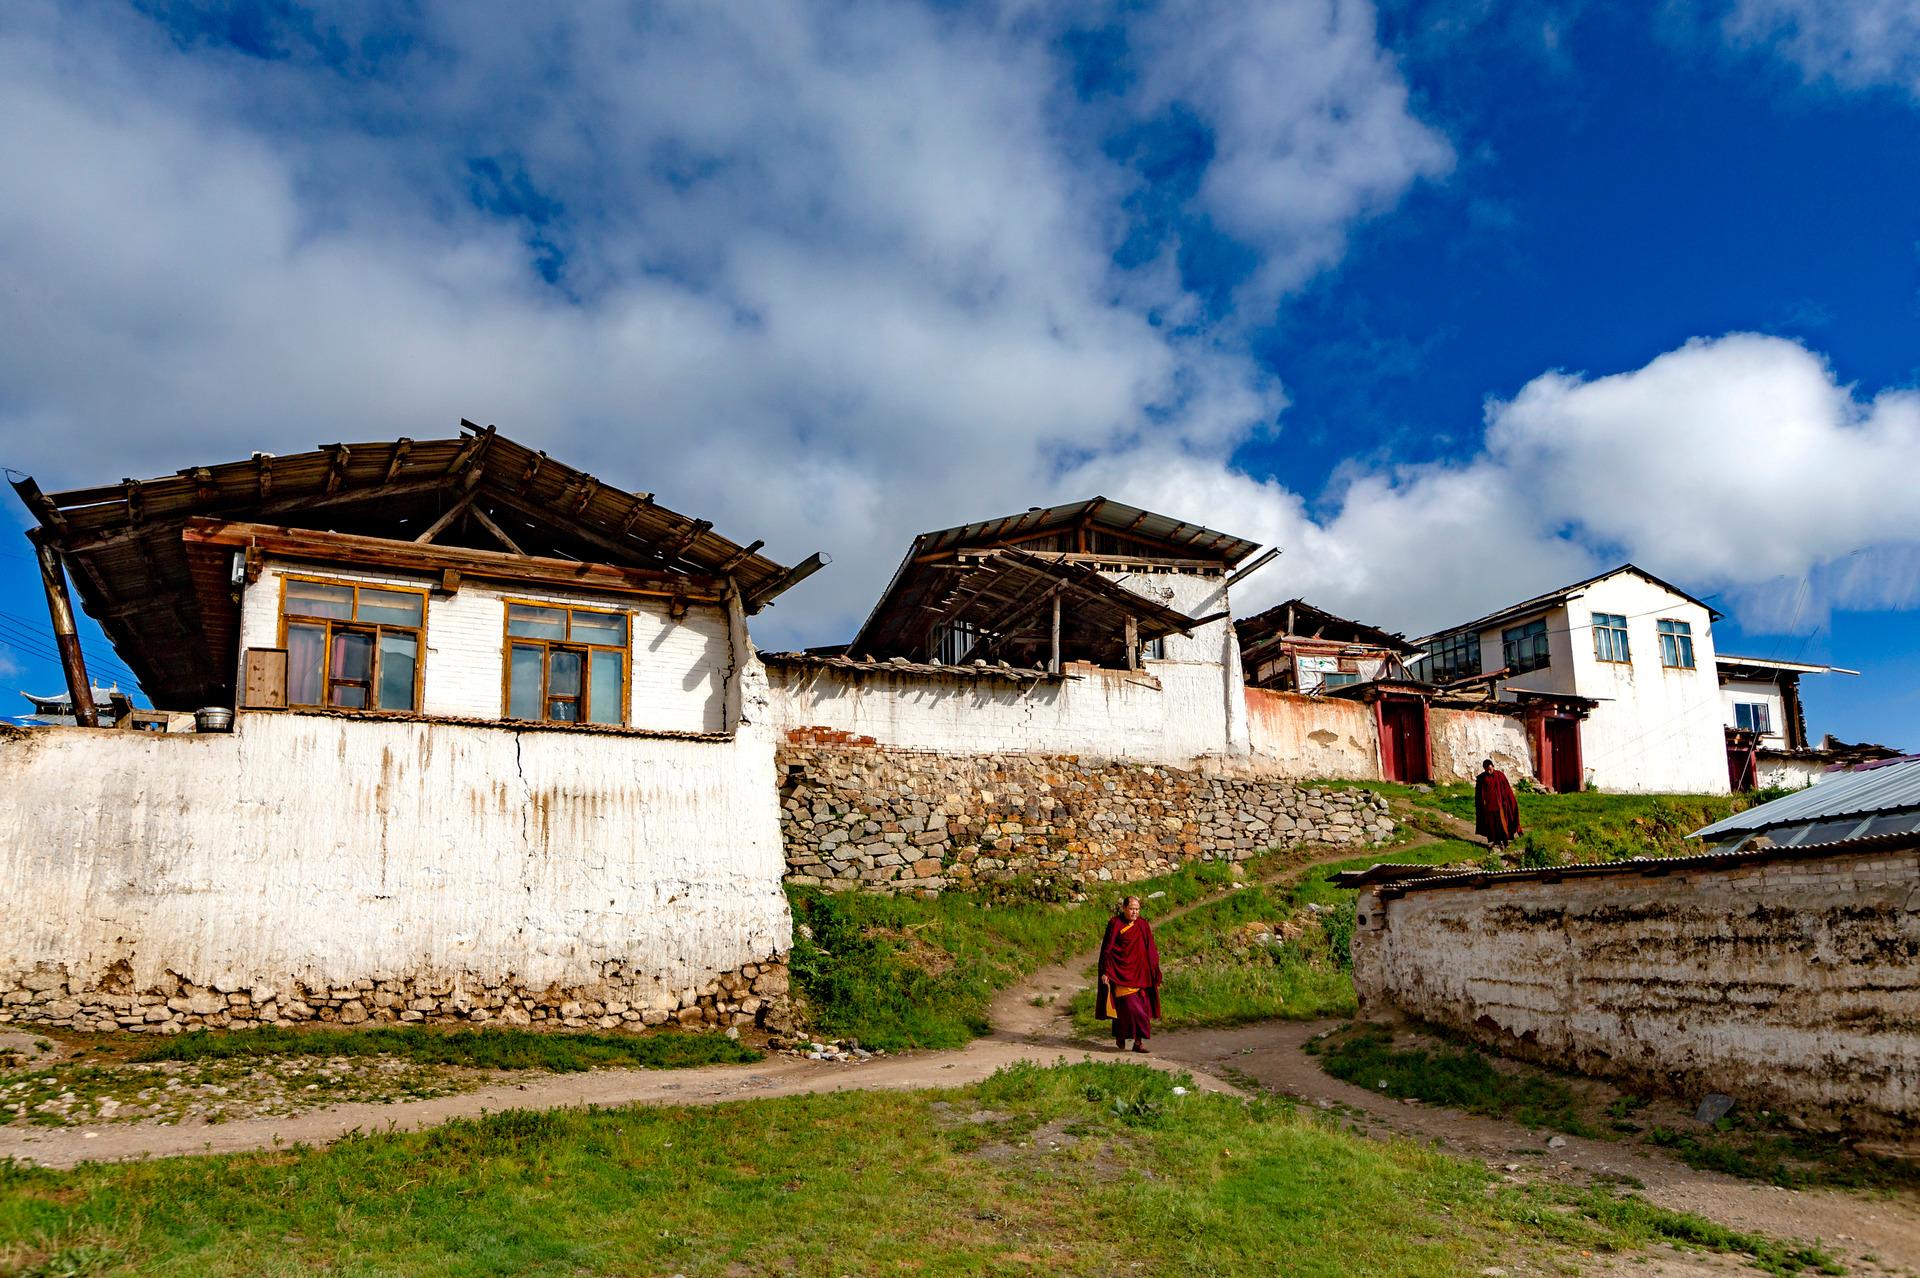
241 559 729 733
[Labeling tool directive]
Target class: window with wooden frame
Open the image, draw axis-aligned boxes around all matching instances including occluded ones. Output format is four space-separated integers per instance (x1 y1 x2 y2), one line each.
1591 612 1630 663
1734 701 1772 734
1657 618 1695 669
1420 630 1480 684
280 576 426 712
1502 618 1551 674
504 601 630 725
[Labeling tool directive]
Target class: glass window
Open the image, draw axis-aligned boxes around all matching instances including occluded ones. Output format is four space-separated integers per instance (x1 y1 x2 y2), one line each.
1419 630 1480 684
1734 702 1772 734
503 601 630 726
1501 619 1550 674
282 577 426 712
1658 619 1695 669
1592 612 1630 663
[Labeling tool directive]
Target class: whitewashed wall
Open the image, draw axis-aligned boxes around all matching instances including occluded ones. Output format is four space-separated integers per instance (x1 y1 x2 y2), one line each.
241 558 731 733
1428 706 1533 783
1722 678 1789 750
1242 689 1380 779
0 707 789 1009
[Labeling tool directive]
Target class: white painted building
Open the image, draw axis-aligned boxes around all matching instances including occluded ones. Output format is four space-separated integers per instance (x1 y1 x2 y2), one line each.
1414 565 1731 794
2 428 819 1033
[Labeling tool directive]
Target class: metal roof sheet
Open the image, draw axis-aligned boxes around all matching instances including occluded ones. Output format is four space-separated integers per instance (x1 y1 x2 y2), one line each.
1691 756 1920 841
1412 563 1724 645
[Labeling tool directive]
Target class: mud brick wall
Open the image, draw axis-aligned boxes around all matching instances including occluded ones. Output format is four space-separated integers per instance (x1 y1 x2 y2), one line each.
1352 845 1920 1132
778 740 1395 892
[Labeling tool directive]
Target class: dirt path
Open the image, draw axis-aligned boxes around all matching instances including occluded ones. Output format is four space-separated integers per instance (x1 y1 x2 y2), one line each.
9 821 1913 1274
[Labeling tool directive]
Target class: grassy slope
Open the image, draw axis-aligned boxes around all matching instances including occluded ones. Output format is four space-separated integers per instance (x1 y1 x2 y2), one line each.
0 1062 1838 1278
788 853 1316 1050
1414 783 1743 864
124 1026 760 1071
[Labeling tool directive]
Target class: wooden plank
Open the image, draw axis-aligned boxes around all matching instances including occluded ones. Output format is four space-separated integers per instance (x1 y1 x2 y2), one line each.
413 489 480 544
242 648 288 709
183 519 724 601
469 504 527 556
383 438 414 483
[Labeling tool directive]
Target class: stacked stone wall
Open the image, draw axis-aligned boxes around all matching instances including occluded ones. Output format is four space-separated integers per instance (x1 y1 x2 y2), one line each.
779 740 1395 892
1 959 794 1036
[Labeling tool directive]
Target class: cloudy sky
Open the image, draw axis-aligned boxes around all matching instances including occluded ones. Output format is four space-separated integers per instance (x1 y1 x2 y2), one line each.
0 0 1915 744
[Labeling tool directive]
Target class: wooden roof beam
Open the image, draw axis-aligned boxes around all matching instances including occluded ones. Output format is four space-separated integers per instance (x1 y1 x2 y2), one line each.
322 445 352 495
383 438 414 483
657 519 712 560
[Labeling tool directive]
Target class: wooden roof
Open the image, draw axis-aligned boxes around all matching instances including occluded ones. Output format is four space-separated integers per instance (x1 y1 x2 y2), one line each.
1235 598 1420 661
12 423 813 709
849 547 1215 667
911 497 1260 566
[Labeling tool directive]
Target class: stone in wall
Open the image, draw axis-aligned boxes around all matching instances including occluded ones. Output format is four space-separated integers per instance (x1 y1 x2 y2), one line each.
0 959 796 1037
778 742 1395 892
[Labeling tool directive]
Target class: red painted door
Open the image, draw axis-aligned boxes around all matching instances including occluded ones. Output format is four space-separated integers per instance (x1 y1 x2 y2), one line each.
1544 718 1581 793
1727 741 1757 791
1378 697 1431 784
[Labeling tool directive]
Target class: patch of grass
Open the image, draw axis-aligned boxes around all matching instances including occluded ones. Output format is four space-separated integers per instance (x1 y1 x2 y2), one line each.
789 851 1306 1049
1067 838 1485 1034
128 1025 759 1072
0 1062 1839 1276
1646 1120 1920 1193
1409 784 1743 864
1310 1024 1597 1137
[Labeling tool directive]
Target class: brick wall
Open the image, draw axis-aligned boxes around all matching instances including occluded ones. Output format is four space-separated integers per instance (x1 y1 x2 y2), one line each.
1352 845 1920 1131
779 738 1396 891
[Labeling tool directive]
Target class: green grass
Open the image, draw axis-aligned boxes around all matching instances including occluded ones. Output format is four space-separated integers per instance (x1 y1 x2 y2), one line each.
1413 783 1744 863
788 854 1300 1049
1645 1120 1920 1194
1067 838 1484 1034
0 1061 1841 1277
1308 1024 1597 1136
124 1026 760 1073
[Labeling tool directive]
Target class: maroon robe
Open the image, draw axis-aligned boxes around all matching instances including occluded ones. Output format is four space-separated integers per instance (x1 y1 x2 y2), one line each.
1096 916 1162 1042
1475 768 1521 844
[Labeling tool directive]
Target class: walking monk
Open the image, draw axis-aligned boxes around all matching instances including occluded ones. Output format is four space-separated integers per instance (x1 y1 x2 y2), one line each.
1475 758 1521 853
1096 895 1162 1053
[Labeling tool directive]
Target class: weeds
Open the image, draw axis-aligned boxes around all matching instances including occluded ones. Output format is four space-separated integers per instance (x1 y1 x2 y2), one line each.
128 1025 759 1072
1310 1025 1596 1136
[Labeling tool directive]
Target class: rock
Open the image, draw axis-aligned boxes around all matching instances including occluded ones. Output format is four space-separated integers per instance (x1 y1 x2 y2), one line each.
1545 1136 1567 1150
1695 1093 1736 1124
337 1001 369 1025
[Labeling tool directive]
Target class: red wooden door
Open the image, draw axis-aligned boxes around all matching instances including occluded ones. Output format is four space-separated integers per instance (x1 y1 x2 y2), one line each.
1378 697 1431 784
1544 718 1582 792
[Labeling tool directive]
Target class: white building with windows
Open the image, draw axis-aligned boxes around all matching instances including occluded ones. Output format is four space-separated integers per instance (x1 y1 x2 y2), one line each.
1 427 823 1034
1414 565 1731 794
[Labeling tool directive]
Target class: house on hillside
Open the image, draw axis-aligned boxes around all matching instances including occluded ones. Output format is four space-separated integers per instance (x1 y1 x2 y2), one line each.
1714 654 1896 790
1412 565 1726 794
1 423 821 1035
1234 599 1420 694
763 497 1267 762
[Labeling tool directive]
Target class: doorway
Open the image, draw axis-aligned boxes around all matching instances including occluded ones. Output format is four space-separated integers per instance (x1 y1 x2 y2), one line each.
1538 717 1582 793
1377 696 1431 784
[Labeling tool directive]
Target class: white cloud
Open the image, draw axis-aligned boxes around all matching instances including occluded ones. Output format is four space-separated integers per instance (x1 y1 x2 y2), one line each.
0 0 1440 646
1723 0 1920 99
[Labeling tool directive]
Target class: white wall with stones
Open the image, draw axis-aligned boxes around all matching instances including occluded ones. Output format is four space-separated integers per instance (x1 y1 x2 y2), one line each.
0 636 792 1034
1351 846 1920 1132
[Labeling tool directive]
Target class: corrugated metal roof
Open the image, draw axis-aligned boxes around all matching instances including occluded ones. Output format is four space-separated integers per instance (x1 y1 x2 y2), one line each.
1691 756 1920 841
1335 826 1920 896
1411 563 1724 645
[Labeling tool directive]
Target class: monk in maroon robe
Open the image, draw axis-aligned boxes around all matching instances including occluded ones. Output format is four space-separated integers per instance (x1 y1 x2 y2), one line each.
1475 759 1521 851
1096 895 1162 1052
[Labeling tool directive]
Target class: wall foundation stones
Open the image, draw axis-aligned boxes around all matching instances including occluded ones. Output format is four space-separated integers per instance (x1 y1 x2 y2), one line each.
779 742 1395 892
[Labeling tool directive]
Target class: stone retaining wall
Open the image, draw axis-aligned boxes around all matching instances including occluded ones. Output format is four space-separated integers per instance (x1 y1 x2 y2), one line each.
2 959 794 1036
779 739 1395 892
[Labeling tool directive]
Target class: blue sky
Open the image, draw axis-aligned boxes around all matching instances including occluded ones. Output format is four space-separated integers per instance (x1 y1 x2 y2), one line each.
0 0 1915 746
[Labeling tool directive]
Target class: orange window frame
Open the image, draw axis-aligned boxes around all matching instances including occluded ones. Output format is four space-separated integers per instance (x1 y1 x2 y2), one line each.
500 598 633 727
275 573 429 713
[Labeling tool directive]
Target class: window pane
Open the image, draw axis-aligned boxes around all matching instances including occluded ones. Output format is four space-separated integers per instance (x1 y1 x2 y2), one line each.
329 631 373 708
286 580 353 619
358 588 424 627
508 644 543 719
547 650 583 722
377 633 418 711
507 604 567 639
588 650 624 724
570 609 627 645
287 623 325 705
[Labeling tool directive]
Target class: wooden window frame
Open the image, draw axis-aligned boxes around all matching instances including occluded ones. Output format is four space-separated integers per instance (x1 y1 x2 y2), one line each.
276 572 429 714
1421 630 1480 684
1657 618 1696 670
501 597 633 727
1591 612 1631 664
1735 701 1772 735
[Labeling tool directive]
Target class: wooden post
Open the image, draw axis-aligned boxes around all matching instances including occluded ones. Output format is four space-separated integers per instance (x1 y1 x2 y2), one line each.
1124 615 1138 670
1049 593 1062 674
30 531 98 727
